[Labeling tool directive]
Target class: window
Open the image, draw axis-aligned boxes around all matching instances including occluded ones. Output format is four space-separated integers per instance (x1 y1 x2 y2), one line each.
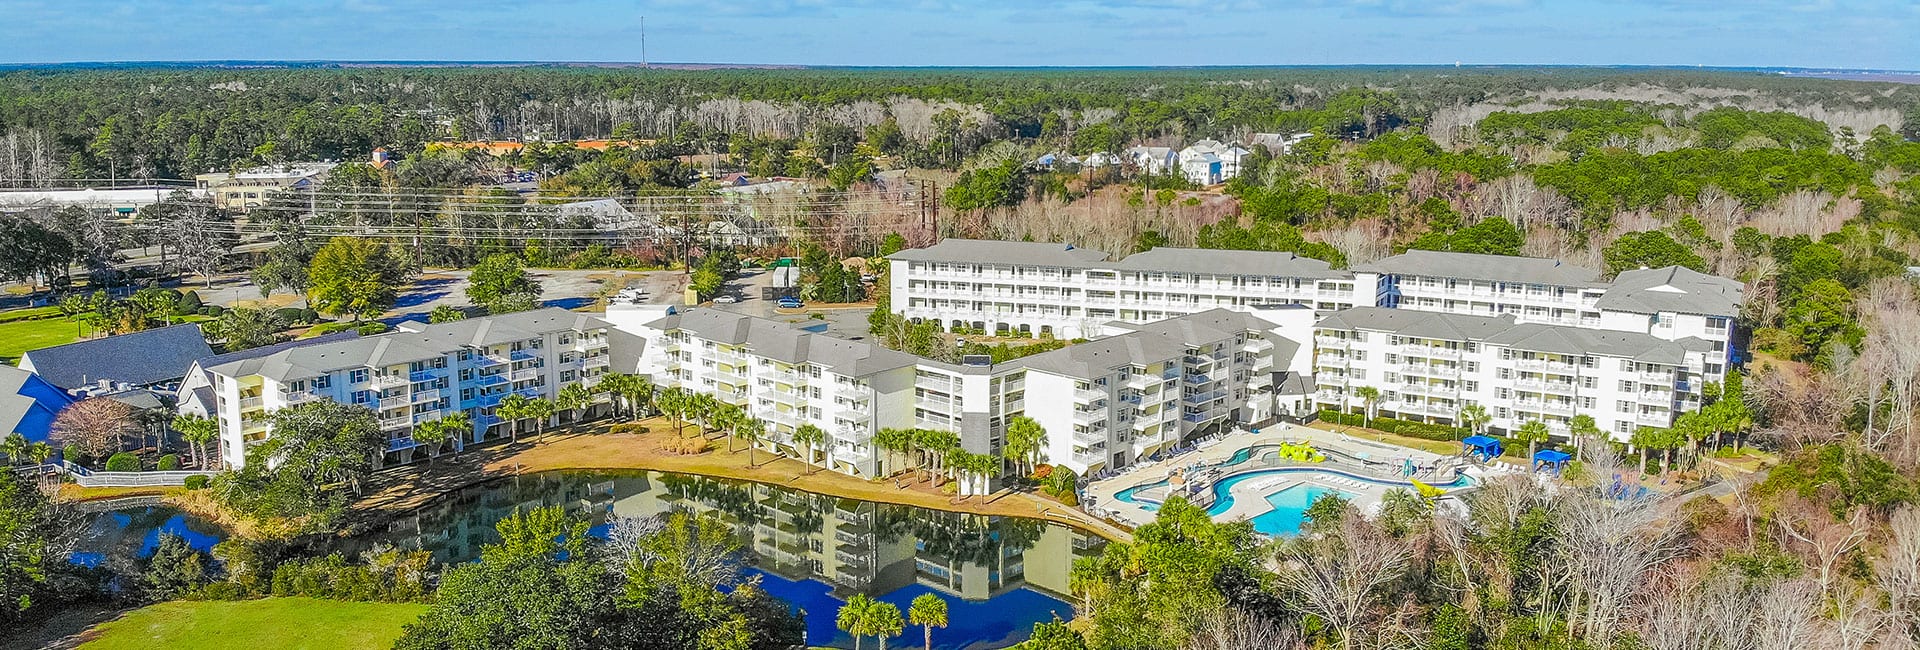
561 370 576 382
353 390 370 404
1619 381 1636 392
1463 381 1478 392
1581 397 1596 409
313 375 331 389
1495 388 1511 399
1582 376 1597 389
1616 400 1632 413
461 388 474 401
559 334 572 345
1352 350 1366 361
350 369 369 384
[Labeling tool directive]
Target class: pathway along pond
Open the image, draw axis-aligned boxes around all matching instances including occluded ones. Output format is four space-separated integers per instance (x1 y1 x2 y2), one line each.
78 470 1101 650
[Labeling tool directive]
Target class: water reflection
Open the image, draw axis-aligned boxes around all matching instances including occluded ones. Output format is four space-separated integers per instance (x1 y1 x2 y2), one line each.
352 470 1106 649
71 506 226 569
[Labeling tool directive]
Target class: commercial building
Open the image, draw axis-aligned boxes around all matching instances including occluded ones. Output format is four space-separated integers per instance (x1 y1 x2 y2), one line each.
194 163 336 212
1312 307 1722 441
202 309 613 469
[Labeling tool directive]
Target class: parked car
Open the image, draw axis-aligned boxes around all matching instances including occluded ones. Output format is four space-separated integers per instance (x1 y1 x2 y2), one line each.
777 298 804 309
713 295 738 304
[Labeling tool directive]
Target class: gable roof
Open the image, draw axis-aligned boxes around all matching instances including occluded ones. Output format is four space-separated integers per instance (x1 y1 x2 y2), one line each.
19 323 213 391
1017 309 1283 378
1356 250 1601 287
0 365 73 443
1596 266 1744 317
885 239 1110 268
1110 247 1347 279
210 309 607 383
1315 307 1710 365
647 309 919 377
183 331 363 387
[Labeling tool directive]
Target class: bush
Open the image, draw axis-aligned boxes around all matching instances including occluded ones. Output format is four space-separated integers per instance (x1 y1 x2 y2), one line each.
104 452 141 472
355 322 390 335
305 321 356 336
177 290 203 313
1316 409 1474 442
275 307 308 324
157 454 181 471
610 423 649 434
199 305 225 317
301 308 321 323
664 438 708 455
184 475 211 490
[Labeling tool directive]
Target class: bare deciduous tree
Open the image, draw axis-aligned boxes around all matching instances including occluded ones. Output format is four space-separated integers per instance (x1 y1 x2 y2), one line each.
1773 496 1873 596
1274 508 1413 650
1880 506 1920 647
1183 608 1301 650
50 397 139 460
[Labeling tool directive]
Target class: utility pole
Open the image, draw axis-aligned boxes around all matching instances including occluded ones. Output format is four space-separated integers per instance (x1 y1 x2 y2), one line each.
640 16 648 68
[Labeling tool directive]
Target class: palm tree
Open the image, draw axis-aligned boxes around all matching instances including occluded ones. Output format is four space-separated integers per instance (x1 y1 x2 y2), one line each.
555 382 594 434
497 393 533 443
741 416 765 467
27 443 52 487
525 398 557 441
1003 415 1045 477
595 373 633 417
436 411 472 458
1458 403 1489 441
1629 426 1660 474
1 432 26 465
908 592 948 650
1516 420 1551 463
793 423 826 474
838 594 904 650
687 393 718 438
171 413 218 470
1354 385 1381 428
655 387 687 437
411 419 450 466
875 428 912 478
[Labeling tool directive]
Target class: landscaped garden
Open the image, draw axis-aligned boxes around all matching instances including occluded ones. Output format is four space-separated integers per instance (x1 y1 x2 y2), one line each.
78 597 429 650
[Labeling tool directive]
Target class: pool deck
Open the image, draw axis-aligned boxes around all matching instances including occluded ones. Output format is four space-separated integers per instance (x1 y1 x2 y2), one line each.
1086 422 1512 529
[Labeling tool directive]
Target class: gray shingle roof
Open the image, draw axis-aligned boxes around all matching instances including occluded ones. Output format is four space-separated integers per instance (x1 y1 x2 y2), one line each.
648 309 920 377
1356 250 1601 286
885 239 1110 267
1315 307 1710 364
1108 247 1348 279
1596 266 1744 317
1015 309 1282 378
19 323 214 390
210 308 607 382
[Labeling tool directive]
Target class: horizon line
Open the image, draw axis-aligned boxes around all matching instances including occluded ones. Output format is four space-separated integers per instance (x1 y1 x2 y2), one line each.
0 60 1916 75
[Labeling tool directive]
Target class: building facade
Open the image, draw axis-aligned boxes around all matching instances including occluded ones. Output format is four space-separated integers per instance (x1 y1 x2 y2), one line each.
203 309 612 469
1312 307 1721 442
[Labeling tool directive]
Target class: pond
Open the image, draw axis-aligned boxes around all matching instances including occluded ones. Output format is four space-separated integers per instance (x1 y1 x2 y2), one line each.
71 504 227 569
339 470 1102 650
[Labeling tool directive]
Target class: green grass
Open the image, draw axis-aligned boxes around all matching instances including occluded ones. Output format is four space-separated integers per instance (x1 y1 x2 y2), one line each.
81 597 430 650
0 317 82 364
0 305 63 324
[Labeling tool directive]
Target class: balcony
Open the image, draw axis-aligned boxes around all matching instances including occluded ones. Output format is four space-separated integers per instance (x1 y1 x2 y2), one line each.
1243 338 1274 353
1636 412 1672 426
510 349 541 362
371 374 408 389
1403 345 1463 360
469 353 509 367
239 395 265 410
1639 371 1673 386
1515 358 1577 373
471 372 508 386
1315 335 1351 349
580 356 610 369
1182 390 1224 405
1071 409 1106 426
281 390 318 404
1073 428 1107 445
379 414 412 430
508 367 541 382
1118 392 1143 405
1073 387 1106 403
1183 373 1213 385
378 394 411 410
411 388 442 404
409 367 445 383
765 389 806 406
770 369 807 386
1401 364 1459 378
1181 411 1219 424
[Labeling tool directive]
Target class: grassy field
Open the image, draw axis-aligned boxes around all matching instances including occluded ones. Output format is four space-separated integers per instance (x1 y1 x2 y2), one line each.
80 598 429 650
0 316 82 364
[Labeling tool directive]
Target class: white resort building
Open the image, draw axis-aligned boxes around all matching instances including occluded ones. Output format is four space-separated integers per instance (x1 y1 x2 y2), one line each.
202 309 614 469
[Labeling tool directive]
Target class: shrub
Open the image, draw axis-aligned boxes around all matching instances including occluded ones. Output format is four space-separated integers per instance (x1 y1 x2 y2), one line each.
305 321 355 336
300 308 321 323
355 322 390 335
184 475 211 490
104 452 141 472
177 290 203 313
274 307 307 324
157 454 181 471
199 305 225 317
610 423 649 434
665 438 708 455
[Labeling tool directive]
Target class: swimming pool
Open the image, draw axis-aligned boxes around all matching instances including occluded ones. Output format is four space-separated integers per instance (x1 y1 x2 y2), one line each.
1204 474 1352 536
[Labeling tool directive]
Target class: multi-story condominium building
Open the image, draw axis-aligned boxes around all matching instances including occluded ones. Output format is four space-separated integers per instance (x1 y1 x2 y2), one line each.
1312 307 1722 442
624 306 1311 479
891 241 1745 370
888 239 1366 339
632 308 923 478
1354 251 1743 368
203 309 613 469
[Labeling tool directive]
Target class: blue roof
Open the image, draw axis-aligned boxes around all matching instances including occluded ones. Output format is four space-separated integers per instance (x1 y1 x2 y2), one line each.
1534 449 1573 463
1462 435 1501 448
18 323 214 391
0 365 73 443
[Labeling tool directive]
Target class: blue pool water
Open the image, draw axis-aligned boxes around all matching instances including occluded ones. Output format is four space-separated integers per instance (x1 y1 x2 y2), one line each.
1207 480 1347 537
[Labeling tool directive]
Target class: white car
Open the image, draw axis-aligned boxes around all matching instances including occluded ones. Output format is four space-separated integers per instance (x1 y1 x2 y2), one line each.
713 295 738 304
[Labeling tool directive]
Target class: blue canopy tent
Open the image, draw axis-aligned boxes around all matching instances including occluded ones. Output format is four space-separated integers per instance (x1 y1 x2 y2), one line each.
1533 449 1573 474
1462 435 1503 462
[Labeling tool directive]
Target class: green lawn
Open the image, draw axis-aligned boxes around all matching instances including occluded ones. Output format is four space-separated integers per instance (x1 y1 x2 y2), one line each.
80 597 430 650
0 316 82 364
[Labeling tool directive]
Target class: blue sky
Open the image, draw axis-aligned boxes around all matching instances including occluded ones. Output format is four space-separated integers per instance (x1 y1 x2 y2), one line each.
1 0 1915 68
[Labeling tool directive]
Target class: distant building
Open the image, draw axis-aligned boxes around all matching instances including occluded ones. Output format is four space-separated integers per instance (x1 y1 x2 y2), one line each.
0 186 205 219
556 198 680 242
0 365 74 445
194 163 337 212
1177 140 1250 185
176 331 364 420
18 324 214 395
1251 132 1314 154
1122 146 1177 175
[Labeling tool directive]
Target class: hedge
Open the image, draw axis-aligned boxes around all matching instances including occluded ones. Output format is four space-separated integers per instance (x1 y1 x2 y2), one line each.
1317 409 1523 453
184 475 211 490
157 454 181 471
104 452 141 472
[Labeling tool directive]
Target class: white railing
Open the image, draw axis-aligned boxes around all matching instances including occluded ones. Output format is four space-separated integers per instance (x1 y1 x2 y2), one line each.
58 461 207 487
